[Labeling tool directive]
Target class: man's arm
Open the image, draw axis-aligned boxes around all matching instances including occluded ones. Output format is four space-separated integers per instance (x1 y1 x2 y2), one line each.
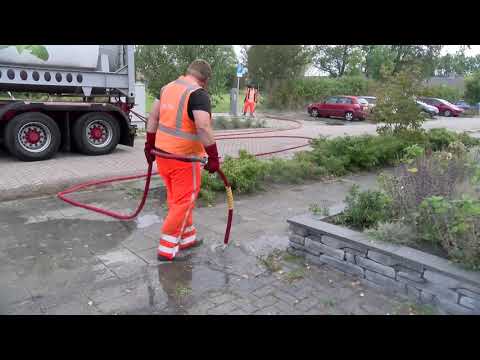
193 110 215 146
146 99 160 133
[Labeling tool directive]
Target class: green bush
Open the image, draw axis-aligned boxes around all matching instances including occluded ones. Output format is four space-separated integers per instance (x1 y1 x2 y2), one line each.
425 128 480 151
366 221 417 246
465 71 480 105
425 128 458 151
417 196 480 270
374 68 427 134
339 185 393 230
264 156 326 184
213 116 266 130
419 85 464 103
267 76 373 110
310 134 417 176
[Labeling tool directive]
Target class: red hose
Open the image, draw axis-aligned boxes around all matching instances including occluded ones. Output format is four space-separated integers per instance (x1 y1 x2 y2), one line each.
58 114 312 246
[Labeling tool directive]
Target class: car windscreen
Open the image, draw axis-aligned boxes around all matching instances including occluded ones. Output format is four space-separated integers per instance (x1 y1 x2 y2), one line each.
362 97 376 104
438 99 455 107
358 98 368 105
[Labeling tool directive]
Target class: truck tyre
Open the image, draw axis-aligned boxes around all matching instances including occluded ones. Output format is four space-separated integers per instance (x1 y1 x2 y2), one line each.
72 112 120 155
5 112 61 161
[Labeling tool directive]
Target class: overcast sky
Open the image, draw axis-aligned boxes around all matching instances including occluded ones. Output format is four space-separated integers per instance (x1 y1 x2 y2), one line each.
233 45 480 61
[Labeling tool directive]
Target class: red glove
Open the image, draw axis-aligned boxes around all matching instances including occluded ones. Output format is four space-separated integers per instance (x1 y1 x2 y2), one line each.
204 143 220 173
144 132 156 164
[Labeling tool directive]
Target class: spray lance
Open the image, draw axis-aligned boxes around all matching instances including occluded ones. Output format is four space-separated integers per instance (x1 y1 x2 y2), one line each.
57 147 234 246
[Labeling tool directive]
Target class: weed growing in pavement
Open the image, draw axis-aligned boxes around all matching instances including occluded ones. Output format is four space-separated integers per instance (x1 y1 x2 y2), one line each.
282 252 305 265
283 268 306 283
175 284 192 298
258 250 283 273
323 299 337 308
308 201 330 217
392 302 437 315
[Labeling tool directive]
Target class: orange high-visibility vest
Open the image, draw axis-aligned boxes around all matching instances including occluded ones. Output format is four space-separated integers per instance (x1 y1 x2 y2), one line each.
247 88 256 102
155 76 206 157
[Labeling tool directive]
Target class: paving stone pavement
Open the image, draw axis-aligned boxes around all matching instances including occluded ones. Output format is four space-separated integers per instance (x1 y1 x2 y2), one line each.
0 172 440 315
1 112 480 202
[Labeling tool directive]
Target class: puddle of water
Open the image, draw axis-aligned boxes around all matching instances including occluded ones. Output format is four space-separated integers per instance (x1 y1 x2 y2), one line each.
135 214 162 229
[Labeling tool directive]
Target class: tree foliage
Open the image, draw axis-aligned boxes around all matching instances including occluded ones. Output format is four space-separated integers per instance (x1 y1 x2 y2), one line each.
246 45 311 88
312 45 364 77
465 71 480 104
374 66 427 134
361 45 443 80
135 45 237 100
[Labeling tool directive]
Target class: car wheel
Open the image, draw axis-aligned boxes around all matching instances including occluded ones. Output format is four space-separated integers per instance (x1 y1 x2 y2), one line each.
72 112 120 155
311 109 319 117
5 112 61 161
443 110 451 117
344 111 354 121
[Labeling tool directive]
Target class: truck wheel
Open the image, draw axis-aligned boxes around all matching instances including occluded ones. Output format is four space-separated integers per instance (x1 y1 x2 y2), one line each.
5 112 61 161
72 112 120 155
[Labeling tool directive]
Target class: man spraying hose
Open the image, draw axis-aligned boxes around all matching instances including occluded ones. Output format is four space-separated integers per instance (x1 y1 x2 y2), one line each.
144 59 220 261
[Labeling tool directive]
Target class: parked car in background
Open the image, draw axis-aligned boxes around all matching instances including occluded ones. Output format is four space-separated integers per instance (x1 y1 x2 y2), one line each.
418 97 464 117
358 96 376 112
416 100 439 118
307 96 368 121
454 100 473 111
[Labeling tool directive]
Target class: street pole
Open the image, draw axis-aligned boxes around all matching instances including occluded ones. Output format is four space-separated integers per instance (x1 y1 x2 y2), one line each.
237 76 240 116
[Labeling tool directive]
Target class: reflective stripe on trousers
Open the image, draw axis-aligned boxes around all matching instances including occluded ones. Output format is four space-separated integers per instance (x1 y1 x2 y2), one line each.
156 157 201 259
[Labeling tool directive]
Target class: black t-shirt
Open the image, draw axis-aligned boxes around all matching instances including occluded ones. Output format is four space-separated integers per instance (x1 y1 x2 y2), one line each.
157 88 211 122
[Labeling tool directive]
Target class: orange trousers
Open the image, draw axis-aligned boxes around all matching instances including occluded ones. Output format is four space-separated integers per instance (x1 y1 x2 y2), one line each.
243 101 255 115
156 156 201 260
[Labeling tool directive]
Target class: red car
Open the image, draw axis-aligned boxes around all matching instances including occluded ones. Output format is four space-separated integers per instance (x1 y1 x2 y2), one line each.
307 96 369 121
418 97 464 117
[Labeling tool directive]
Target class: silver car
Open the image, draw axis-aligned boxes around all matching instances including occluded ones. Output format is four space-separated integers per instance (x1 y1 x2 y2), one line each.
416 100 439 118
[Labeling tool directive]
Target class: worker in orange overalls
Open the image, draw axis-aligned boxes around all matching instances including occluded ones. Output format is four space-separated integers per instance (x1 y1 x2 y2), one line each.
144 59 220 261
243 84 258 117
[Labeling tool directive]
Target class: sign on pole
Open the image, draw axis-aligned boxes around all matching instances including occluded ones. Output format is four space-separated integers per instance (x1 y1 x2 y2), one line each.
237 64 244 78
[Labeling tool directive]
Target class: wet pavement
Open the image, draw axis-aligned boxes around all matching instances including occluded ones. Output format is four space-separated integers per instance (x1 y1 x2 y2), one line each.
0 173 438 315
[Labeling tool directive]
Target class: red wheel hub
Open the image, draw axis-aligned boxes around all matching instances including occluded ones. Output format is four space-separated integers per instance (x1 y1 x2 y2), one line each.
26 129 40 144
90 127 103 140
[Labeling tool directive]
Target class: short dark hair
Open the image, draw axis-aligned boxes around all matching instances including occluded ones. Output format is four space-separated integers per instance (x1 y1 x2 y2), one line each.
187 59 212 81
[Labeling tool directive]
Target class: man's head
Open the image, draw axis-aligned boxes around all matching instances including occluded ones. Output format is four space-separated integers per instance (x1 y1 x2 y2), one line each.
186 59 212 88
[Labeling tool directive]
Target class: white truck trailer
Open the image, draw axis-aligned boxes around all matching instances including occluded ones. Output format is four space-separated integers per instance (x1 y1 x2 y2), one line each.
0 45 137 161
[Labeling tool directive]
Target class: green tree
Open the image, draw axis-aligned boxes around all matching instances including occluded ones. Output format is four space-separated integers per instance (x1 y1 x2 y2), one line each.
362 45 395 80
465 71 480 104
374 66 427 134
247 45 311 89
361 45 442 80
135 45 237 101
312 45 364 77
